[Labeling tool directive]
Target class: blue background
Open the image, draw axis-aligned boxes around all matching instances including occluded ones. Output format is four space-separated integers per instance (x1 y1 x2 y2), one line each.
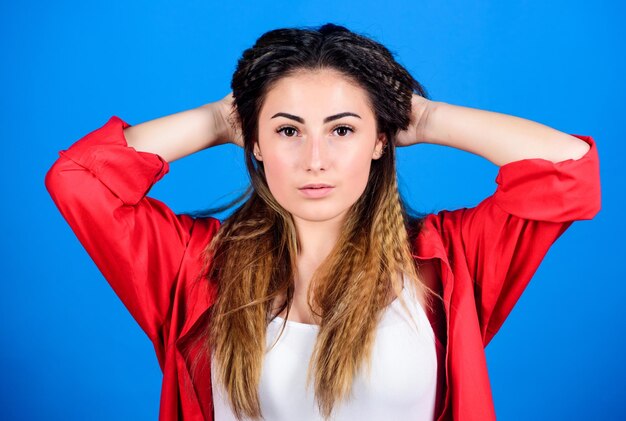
2 1 623 419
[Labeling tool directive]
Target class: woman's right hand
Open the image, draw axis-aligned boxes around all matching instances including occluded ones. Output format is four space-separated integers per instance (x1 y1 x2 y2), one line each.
213 92 244 148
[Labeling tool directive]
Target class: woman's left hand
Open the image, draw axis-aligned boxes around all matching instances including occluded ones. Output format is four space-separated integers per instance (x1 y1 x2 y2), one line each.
394 94 433 147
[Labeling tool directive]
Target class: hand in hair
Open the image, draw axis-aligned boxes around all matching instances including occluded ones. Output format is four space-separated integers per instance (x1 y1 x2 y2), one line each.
394 93 433 147
214 91 244 148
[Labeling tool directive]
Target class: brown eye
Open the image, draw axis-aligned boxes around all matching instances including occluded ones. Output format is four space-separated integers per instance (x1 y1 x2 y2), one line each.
334 125 354 137
335 126 354 137
276 126 298 137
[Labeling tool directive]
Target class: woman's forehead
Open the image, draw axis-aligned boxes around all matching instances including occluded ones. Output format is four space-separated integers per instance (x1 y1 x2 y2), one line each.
260 72 373 122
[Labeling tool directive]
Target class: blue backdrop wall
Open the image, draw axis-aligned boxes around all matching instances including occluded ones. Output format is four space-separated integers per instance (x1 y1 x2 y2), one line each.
2 1 623 419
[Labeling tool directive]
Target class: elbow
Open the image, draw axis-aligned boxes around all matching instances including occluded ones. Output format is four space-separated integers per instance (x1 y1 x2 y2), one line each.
589 180 602 219
44 154 82 207
44 157 62 198
569 136 591 161
578 170 602 220
44 155 69 199
566 134 602 220
552 136 591 163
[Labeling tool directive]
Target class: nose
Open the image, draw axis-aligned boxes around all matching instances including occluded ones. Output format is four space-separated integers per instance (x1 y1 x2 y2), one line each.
304 133 328 172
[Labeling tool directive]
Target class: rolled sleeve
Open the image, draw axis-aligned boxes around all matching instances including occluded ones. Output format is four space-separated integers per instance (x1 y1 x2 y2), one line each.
492 134 601 222
45 115 197 346
58 115 170 206
456 134 601 345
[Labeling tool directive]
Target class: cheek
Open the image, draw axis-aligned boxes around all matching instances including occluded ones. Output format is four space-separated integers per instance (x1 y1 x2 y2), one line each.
262 155 295 200
343 149 375 190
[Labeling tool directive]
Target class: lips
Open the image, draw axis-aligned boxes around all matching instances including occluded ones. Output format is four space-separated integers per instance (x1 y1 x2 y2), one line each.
299 183 334 189
298 184 335 198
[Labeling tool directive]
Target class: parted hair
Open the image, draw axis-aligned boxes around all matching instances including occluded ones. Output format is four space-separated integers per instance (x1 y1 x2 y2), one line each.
188 22 442 420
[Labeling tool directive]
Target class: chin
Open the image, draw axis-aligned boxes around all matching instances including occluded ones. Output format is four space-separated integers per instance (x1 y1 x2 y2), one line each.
289 206 351 223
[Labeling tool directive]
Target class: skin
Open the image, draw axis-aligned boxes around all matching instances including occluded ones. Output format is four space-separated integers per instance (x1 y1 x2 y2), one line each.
254 69 387 322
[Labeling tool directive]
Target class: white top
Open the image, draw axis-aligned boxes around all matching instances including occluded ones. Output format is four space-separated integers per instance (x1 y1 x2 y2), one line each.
211 275 438 420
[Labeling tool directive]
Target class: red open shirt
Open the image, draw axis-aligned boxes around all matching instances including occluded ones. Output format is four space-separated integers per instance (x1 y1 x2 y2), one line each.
45 116 601 420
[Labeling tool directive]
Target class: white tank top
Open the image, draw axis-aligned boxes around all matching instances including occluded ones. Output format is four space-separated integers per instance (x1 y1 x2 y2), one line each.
211 275 438 420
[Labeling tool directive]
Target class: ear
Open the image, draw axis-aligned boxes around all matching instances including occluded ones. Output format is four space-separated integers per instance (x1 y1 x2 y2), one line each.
253 143 263 161
372 133 387 160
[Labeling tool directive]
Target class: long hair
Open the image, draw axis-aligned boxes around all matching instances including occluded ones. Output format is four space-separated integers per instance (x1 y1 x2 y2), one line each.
188 23 442 420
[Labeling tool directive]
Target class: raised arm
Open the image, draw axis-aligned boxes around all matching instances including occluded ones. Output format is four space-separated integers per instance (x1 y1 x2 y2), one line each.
419 99 590 165
405 96 601 346
44 97 237 349
123 92 241 163
398 94 590 165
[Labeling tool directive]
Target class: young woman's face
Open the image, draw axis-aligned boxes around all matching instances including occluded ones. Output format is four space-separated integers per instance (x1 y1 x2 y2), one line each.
255 69 386 225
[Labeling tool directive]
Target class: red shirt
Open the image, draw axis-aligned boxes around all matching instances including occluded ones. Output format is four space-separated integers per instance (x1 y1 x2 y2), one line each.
45 116 601 420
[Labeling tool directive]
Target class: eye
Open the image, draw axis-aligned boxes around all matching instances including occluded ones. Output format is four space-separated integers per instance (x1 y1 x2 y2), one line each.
275 124 355 138
276 125 299 137
333 125 354 137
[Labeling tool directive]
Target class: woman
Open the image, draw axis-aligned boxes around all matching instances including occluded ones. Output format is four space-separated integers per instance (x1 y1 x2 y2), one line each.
45 23 601 421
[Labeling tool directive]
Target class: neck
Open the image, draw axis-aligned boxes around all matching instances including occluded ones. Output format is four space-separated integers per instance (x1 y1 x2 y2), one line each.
292 210 348 283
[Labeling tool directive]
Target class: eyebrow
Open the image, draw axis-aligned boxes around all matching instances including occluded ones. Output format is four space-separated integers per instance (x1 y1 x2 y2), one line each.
270 112 361 124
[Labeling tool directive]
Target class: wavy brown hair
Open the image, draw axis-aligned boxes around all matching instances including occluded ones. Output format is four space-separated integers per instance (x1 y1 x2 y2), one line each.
188 23 442 420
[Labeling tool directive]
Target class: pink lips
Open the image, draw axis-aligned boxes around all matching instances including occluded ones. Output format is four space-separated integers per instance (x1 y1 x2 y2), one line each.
298 184 335 198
